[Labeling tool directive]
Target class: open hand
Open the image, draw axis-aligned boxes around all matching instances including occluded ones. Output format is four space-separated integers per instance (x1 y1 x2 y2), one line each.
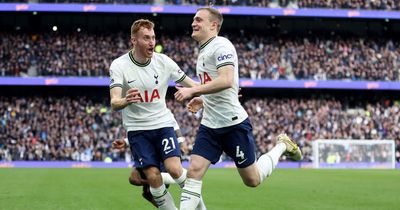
187 97 203 113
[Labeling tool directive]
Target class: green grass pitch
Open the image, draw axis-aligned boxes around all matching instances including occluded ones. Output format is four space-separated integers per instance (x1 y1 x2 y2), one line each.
0 168 398 210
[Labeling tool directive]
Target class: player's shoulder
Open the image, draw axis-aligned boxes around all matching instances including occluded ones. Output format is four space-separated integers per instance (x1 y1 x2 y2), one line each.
152 52 175 64
111 51 130 67
214 36 234 47
152 52 170 60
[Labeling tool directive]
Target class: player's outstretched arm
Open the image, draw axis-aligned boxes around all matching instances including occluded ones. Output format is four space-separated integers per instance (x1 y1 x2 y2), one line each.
178 76 200 88
174 65 234 102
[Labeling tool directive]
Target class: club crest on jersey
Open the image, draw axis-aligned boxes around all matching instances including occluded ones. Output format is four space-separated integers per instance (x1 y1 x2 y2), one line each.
138 89 160 103
154 74 159 84
217 54 233 61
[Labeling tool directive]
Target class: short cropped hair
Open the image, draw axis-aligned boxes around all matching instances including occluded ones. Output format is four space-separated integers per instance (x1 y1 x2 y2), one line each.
197 7 223 32
131 19 154 37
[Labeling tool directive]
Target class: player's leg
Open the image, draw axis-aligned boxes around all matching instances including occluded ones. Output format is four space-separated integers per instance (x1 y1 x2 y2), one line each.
159 127 187 188
129 130 177 210
220 118 261 187
128 167 158 208
161 161 207 210
180 125 221 210
180 155 210 210
141 166 177 210
248 133 302 185
129 167 148 186
223 119 301 187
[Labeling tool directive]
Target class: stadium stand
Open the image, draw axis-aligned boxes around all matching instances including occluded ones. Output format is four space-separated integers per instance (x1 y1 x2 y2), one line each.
0 1 399 166
1 95 399 162
1 33 400 81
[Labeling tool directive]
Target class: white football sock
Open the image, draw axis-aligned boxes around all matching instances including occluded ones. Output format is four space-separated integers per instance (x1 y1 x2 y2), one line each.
161 172 176 185
180 178 202 210
150 184 177 210
174 168 187 188
256 143 286 183
174 169 206 210
195 197 207 210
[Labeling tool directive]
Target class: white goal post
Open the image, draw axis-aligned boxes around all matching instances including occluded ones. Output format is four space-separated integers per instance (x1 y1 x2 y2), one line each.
312 140 395 169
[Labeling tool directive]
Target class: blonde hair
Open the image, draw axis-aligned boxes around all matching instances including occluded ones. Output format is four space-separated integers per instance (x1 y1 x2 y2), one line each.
131 19 154 37
197 7 223 32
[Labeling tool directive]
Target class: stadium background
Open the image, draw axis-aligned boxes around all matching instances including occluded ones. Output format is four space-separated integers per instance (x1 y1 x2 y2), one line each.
1 1 400 210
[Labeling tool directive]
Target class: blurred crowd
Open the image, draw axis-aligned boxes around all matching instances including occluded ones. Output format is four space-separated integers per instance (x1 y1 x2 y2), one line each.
1 95 399 162
1 32 400 81
2 0 400 10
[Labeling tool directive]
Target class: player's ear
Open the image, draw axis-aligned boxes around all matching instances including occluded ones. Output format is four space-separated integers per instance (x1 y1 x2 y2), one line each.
211 21 218 31
130 36 136 46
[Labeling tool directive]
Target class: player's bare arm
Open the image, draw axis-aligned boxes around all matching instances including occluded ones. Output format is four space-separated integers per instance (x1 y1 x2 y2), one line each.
174 65 234 102
110 87 141 111
178 76 200 88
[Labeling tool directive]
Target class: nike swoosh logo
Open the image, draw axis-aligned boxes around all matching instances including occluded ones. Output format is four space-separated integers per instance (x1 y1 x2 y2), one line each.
237 158 248 165
127 80 136 83
165 150 174 155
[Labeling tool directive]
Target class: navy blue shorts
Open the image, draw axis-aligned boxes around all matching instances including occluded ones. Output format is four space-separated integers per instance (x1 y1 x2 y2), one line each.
192 118 256 168
128 127 181 169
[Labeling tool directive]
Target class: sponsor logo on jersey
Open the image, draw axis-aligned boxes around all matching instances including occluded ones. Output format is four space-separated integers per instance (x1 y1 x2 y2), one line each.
137 89 160 103
217 54 233 61
128 79 136 83
199 72 212 84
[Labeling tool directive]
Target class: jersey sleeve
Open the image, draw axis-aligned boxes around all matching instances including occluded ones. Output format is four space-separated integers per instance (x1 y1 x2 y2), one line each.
214 45 235 70
163 55 186 83
109 60 124 89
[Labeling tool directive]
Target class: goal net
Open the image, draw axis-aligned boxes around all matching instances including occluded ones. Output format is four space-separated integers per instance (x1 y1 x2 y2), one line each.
312 140 395 169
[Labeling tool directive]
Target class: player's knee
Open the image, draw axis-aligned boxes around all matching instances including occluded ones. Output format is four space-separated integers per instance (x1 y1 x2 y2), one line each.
144 168 162 183
187 165 204 180
165 164 182 179
243 177 260 188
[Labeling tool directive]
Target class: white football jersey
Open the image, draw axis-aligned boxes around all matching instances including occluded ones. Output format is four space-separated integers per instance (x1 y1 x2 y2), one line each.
196 36 248 128
109 51 186 131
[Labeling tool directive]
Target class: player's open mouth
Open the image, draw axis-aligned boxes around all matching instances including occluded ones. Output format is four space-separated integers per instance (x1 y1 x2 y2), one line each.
147 48 154 53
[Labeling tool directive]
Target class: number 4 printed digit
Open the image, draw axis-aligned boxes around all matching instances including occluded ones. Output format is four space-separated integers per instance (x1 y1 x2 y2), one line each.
236 146 245 159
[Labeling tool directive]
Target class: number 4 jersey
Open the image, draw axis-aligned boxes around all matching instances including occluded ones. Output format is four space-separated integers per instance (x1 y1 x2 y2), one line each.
196 36 248 129
109 51 186 131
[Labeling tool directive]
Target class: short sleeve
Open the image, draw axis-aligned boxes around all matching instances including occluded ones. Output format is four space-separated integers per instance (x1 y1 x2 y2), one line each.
109 61 123 89
163 55 186 83
214 45 235 70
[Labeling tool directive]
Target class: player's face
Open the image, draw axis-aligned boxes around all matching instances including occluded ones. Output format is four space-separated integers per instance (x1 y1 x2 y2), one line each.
132 27 156 59
191 10 214 42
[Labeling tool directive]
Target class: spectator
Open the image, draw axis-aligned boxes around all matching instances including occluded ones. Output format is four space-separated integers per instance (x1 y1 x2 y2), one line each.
1 33 399 81
0 95 399 162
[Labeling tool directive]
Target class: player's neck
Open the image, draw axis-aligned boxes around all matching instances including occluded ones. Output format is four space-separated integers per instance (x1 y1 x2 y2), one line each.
199 34 217 46
132 49 150 64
